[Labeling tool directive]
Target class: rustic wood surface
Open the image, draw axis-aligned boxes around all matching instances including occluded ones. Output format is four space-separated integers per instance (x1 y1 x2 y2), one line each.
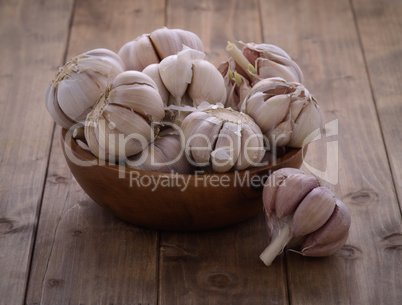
0 0 401 304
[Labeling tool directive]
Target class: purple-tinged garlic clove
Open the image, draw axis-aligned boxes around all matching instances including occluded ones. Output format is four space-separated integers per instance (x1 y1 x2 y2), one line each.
291 187 336 237
275 173 320 218
300 199 351 252
262 167 305 216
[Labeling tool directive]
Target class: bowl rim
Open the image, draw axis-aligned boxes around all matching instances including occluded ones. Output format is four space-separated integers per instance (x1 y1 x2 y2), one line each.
61 128 305 178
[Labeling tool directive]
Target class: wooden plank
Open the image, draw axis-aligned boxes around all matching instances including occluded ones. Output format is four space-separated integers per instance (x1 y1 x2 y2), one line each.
165 0 263 66
259 0 402 304
25 1 165 304
158 1 289 304
0 0 74 304
352 0 402 209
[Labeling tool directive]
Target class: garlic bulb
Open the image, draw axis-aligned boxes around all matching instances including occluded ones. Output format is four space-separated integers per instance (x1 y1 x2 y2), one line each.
143 47 227 125
45 48 125 129
182 106 265 173
260 168 351 266
241 77 321 148
118 27 204 71
127 128 194 174
84 71 165 161
218 41 304 110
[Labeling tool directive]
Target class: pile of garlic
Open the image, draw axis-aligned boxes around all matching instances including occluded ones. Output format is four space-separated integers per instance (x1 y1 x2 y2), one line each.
45 27 351 265
45 28 322 174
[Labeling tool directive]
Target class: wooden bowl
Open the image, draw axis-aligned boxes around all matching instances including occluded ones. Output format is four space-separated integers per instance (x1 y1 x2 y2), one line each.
61 129 306 231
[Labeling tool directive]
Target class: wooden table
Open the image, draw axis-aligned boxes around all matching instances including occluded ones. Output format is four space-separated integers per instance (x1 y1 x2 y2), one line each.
1 0 401 304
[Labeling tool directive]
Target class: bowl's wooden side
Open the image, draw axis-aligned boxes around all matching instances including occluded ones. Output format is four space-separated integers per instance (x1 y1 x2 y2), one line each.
60 129 305 231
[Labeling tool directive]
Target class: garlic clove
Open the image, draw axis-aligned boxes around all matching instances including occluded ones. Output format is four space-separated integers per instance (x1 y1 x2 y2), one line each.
149 28 204 60
249 77 294 97
234 124 265 171
211 122 242 173
288 98 306 121
188 59 227 107
56 71 102 122
288 97 321 148
112 69 158 88
154 129 193 174
181 111 211 140
109 83 165 122
262 171 287 217
128 128 194 174
300 232 349 257
291 187 336 237
301 199 351 250
45 85 76 130
267 119 293 147
252 94 291 134
99 104 153 158
142 63 170 106
109 71 165 122
275 173 320 218
186 116 223 165
118 34 159 71
256 58 303 85
262 168 313 218
242 91 266 118
158 52 193 104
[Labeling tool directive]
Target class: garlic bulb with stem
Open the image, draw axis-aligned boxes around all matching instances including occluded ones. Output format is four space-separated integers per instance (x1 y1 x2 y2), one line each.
84 71 165 162
181 106 265 173
127 128 194 174
260 168 351 266
241 77 322 148
45 48 125 129
118 27 204 71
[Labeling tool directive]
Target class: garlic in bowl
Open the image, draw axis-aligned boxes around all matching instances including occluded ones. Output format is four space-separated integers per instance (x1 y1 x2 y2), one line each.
44 28 322 231
61 128 306 231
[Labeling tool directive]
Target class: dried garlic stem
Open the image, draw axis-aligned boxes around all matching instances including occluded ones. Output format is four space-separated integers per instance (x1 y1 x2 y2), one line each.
259 222 293 266
226 41 257 75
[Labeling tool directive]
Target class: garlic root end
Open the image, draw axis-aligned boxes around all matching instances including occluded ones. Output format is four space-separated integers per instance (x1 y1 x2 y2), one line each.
260 222 293 266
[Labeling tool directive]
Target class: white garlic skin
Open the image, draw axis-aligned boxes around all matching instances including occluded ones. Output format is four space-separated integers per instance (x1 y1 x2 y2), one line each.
118 27 204 71
260 168 351 266
45 48 125 129
182 107 265 173
84 71 165 162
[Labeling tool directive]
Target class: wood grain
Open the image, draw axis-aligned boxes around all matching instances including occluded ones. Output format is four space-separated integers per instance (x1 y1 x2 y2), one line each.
25 1 165 304
259 0 402 304
352 0 402 209
0 0 74 304
158 1 289 304
165 0 262 66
